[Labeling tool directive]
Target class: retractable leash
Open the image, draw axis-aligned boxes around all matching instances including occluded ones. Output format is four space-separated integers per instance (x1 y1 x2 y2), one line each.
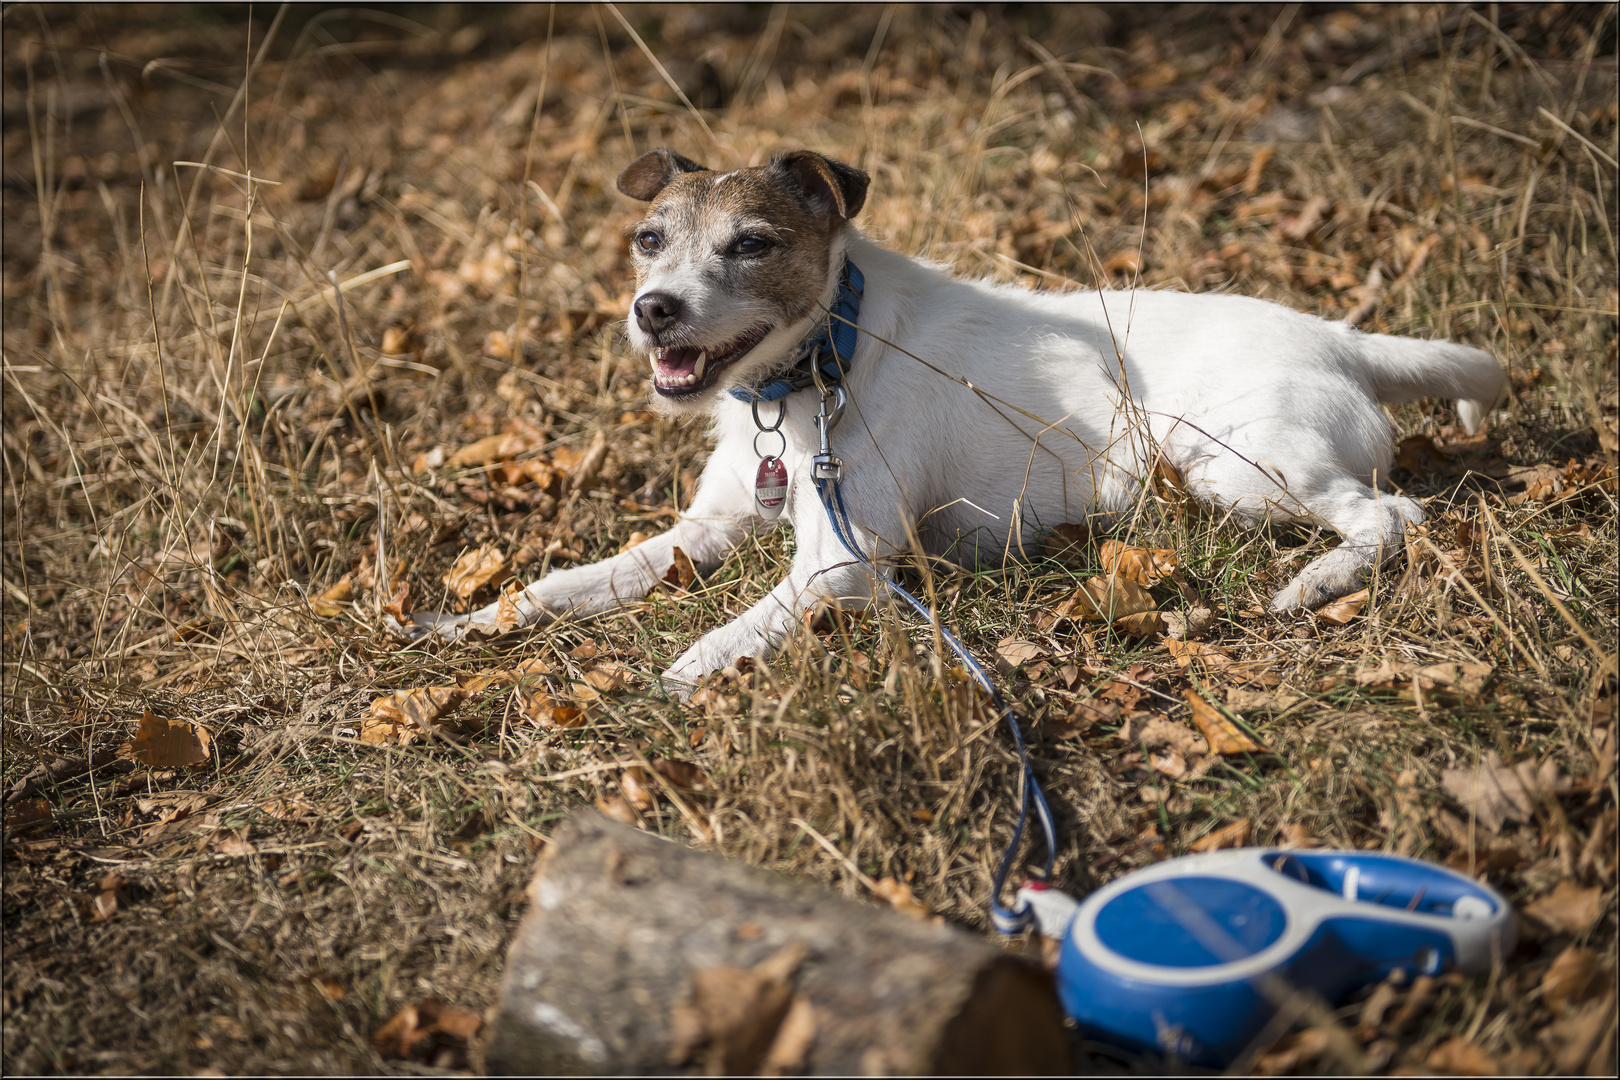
738 257 1058 931
747 257 1516 1071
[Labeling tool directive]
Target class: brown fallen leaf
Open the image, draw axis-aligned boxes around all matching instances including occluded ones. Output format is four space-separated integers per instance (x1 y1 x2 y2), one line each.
1162 605 1215 640
1050 697 1120 739
1277 823 1319 849
4 797 53 832
651 759 710 796
1165 638 1233 673
1184 689 1264 755
309 574 355 617
447 430 536 469
122 709 212 768
1395 434 1450 474
1425 1035 1500 1076
511 659 584 729
554 430 609 492
1134 716 1210 758
1055 574 1159 623
1541 946 1604 1009
1524 879 1603 936
445 544 507 601
661 546 696 592
372 997 484 1065
1041 522 1091 565
1189 818 1251 852
89 871 129 923
872 877 932 920
621 767 656 811
995 636 1045 674
1112 610 1165 639
1098 539 1179 587
1441 753 1569 836
361 686 466 745
1315 588 1369 624
594 794 639 826
1150 747 1187 779
1543 993 1616 1074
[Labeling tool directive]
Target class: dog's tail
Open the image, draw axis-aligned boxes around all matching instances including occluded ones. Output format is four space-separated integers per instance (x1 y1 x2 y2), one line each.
1348 330 1507 434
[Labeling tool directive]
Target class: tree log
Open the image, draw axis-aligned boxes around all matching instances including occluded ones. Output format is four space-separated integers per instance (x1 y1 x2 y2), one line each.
482 812 1068 1076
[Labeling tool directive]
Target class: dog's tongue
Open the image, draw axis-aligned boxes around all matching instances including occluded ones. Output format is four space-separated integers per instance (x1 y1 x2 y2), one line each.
657 346 701 376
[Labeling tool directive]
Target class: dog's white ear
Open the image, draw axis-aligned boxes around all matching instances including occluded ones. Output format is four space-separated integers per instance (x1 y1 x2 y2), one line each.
776 151 869 221
617 148 708 201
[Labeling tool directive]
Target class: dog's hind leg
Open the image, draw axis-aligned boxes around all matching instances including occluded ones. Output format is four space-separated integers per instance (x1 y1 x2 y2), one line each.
1268 479 1425 612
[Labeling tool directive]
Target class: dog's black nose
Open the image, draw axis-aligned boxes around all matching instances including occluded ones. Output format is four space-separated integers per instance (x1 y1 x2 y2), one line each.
634 291 683 337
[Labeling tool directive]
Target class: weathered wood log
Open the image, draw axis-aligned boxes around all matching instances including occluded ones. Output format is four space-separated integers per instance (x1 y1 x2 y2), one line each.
482 812 1069 1076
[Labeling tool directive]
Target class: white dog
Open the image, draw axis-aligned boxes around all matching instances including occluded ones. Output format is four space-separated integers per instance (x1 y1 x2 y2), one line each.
408 148 1506 692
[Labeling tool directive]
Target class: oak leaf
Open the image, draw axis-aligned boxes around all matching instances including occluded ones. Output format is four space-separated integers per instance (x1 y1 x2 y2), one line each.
361 686 465 745
445 544 507 601
1441 753 1567 836
994 637 1045 674
1165 638 1233 673
1315 588 1369 624
1541 946 1604 1009
1055 574 1158 623
1525 880 1603 936
1098 539 1178 587
1184 689 1264 755
661 546 696 592
123 709 212 768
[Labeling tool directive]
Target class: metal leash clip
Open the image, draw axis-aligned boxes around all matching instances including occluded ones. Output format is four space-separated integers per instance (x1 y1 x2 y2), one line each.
811 384 847 481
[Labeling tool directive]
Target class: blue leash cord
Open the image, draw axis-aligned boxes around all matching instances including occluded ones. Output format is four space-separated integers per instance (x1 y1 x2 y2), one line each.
814 474 1057 933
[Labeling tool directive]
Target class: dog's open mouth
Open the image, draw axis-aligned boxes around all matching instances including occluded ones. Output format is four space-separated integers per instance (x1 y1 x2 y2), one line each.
650 325 771 397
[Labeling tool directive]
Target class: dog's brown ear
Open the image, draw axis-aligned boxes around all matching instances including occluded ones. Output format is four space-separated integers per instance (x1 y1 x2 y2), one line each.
776 151 869 221
617 148 708 201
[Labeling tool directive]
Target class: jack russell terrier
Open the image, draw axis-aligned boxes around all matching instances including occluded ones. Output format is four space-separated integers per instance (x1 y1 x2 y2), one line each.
408 148 1506 693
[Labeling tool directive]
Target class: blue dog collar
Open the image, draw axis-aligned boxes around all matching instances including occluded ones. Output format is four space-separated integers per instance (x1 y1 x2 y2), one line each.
729 259 864 403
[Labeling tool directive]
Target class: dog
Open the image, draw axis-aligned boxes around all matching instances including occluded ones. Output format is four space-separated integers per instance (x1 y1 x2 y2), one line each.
407 148 1507 693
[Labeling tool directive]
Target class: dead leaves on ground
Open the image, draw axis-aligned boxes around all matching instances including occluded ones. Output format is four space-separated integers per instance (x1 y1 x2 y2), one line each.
122 709 212 768
413 419 612 519
1441 752 1570 836
1183 689 1265 756
372 997 483 1069
361 655 618 745
1313 659 1494 702
445 544 508 601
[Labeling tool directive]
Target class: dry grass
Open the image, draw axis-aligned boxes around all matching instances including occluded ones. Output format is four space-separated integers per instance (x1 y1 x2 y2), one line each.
2 3 1615 1074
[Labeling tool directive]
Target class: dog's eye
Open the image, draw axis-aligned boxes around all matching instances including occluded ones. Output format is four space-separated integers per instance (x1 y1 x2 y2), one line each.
730 235 769 256
635 231 662 253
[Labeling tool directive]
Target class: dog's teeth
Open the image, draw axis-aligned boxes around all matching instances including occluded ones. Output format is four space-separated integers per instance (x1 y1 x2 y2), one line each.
648 351 660 370
694 351 707 379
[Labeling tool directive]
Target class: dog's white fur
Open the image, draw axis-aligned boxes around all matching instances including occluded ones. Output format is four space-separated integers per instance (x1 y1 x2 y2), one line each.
410 151 1506 693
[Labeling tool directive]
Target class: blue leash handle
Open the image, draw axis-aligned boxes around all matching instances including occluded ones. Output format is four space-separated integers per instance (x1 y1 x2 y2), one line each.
815 476 1056 932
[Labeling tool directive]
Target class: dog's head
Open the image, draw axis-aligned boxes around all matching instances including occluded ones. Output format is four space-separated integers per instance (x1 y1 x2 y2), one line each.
616 148 869 411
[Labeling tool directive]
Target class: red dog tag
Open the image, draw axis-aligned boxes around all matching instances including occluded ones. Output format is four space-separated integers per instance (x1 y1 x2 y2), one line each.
754 457 789 520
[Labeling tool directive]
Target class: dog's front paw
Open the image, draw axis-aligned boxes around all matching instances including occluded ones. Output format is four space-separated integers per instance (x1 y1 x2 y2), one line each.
661 639 738 699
